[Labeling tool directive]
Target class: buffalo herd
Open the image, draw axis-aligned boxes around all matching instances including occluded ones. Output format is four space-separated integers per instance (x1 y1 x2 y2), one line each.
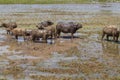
0 20 120 42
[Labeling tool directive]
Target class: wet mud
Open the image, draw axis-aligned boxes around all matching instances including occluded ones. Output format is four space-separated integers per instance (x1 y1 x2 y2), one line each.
0 25 120 80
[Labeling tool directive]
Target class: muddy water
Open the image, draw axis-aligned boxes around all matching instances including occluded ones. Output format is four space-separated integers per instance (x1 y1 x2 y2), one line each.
1 26 120 79
0 3 120 80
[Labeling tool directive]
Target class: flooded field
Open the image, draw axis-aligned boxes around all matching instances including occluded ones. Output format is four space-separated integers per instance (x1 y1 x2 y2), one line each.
0 3 120 80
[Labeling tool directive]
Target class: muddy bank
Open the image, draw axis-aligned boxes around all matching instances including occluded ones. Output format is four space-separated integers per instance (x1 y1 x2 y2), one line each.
0 28 80 79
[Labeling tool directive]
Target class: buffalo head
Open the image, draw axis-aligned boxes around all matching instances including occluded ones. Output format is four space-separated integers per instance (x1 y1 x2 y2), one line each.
45 20 54 26
75 23 82 30
1 23 8 28
36 20 54 29
36 23 44 29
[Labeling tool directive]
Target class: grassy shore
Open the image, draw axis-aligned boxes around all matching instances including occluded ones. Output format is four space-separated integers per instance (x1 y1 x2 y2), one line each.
0 0 119 4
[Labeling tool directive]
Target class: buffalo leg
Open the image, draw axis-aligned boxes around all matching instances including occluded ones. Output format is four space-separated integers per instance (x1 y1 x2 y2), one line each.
7 31 10 34
57 30 61 38
101 33 105 40
113 34 115 41
36 38 39 40
7 31 8 34
43 35 47 43
71 33 74 39
8 30 11 34
115 34 119 42
23 35 26 41
15 35 18 39
32 36 36 41
106 35 109 41
54 32 57 39
51 33 53 39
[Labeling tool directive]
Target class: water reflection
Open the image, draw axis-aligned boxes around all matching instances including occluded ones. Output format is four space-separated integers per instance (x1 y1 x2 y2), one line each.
102 41 120 55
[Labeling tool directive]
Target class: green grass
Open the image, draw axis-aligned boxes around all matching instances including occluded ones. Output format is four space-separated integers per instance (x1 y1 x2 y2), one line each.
0 0 119 4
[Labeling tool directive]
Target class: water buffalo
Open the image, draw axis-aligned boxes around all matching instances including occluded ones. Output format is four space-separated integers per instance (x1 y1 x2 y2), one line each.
36 20 54 29
102 25 120 42
11 28 32 40
56 22 82 39
37 24 56 38
31 29 50 42
1 22 17 34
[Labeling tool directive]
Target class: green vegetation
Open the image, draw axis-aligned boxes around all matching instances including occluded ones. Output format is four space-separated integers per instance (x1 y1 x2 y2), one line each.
0 0 119 4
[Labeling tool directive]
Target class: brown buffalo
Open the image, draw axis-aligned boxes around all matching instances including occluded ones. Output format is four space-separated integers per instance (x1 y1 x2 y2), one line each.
56 22 82 39
102 25 120 42
11 28 32 40
1 22 17 34
36 22 56 39
31 29 50 42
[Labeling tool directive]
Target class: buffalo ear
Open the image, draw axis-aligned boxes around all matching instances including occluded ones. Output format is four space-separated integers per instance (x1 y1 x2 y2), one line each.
13 23 17 28
36 24 38 28
47 20 53 25
1 23 7 27
76 23 82 29
74 23 79 27
37 25 44 29
36 23 41 28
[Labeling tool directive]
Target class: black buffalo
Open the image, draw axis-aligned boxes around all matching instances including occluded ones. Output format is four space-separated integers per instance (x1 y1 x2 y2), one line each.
56 22 82 39
36 20 54 29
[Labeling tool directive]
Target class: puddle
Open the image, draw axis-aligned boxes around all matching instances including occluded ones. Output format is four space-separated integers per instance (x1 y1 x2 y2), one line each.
0 45 9 55
7 55 40 60
0 60 9 69
88 34 100 41
14 36 55 44
0 29 6 42
17 37 25 42
29 71 78 78
47 39 55 44
38 52 78 68
0 45 22 55
74 32 88 37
